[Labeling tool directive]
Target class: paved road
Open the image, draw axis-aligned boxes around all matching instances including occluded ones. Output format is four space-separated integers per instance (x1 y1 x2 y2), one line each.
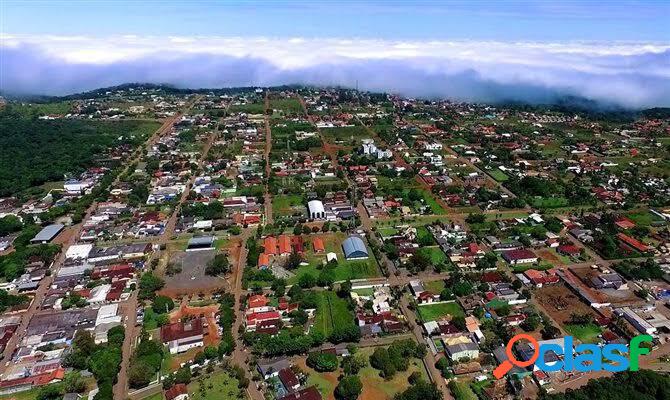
230 229 265 400
263 92 273 225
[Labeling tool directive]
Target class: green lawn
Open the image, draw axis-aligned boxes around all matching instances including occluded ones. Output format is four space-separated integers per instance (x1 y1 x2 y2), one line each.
488 169 509 182
417 302 464 322
10 101 73 117
530 196 569 208
269 98 304 113
424 280 446 294
358 347 427 398
511 261 554 273
306 368 336 397
140 394 164 400
272 194 305 217
449 381 478 400
565 323 602 344
423 247 447 264
188 369 243 400
0 388 40 400
627 210 665 227
416 226 435 245
321 126 371 143
313 291 356 338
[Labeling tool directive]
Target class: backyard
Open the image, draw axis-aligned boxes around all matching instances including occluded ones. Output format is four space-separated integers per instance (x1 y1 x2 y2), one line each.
312 291 356 338
187 368 243 400
417 302 464 322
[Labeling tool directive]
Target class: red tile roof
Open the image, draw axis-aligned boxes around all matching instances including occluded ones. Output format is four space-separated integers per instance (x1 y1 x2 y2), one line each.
165 384 188 400
278 235 291 255
313 237 325 252
160 318 204 343
264 237 277 255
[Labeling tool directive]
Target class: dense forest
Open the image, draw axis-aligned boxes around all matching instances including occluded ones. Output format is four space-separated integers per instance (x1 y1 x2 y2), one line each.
0 109 159 197
542 370 670 400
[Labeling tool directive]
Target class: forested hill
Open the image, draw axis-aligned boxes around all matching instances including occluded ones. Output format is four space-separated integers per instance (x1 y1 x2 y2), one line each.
0 108 159 197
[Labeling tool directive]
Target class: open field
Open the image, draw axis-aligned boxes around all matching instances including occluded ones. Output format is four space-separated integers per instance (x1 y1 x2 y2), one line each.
188 368 243 400
417 301 464 322
312 291 356 338
358 347 427 400
160 249 224 297
564 323 602 343
534 284 599 326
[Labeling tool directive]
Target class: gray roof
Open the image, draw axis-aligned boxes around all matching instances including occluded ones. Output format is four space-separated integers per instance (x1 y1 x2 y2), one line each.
188 236 214 247
31 224 64 243
342 235 368 258
446 342 479 355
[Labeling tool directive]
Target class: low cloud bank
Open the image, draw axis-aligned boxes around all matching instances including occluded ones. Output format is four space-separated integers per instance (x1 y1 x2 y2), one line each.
1 36 669 108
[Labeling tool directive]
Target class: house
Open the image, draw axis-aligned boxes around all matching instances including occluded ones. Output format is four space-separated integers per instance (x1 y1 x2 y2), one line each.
278 235 291 256
417 291 440 304
445 341 479 362
246 311 281 331
617 233 650 253
248 294 269 309
502 249 538 265
313 237 325 253
591 273 627 290
557 244 581 257
258 253 270 269
278 367 300 392
165 384 189 400
523 269 559 287
264 237 278 255
257 358 291 379
160 318 205 354
281 386 322 400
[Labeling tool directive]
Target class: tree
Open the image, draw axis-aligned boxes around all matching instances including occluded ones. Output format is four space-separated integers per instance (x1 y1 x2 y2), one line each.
128 360 155 389
139 272 165 300
206 254 230 276
298 273 316 288
307 352 338 372
335 375 363 400
63 371 87 393
174 366 192 384
342 354 366 375
152 295 174 314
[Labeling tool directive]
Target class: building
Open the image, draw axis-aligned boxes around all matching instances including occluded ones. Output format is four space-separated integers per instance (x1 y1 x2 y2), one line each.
258 253 270 269
281 386 322 400
341 236 369 260
160 318 205 354
64 244 93 261
308 200 325 220
445 341 479 362
502 249 538 265
165 384 189 400
186 236 214 251
278 235 291 256
313 237 325 253
278 367 300 392
30 224 65 244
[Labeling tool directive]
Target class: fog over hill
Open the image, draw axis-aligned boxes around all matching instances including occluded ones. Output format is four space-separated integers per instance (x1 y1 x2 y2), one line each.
1 35 669 109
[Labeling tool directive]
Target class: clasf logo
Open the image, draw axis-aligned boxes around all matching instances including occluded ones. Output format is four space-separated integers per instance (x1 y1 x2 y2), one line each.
493 333 653 379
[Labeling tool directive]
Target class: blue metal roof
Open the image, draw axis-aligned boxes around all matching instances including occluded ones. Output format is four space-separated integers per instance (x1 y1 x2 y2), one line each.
342 235 368 258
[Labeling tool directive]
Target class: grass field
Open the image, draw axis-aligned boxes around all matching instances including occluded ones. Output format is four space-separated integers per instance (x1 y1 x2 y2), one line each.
272 194 305 217
417 302 464 322
488 169 509 182
313 291 356 338
10 101 73 117
565 323 602 344
269 98 304 113
321 126 371 143
423 247 447 264
449 381 478 400
358 347 427 399
511 261 554 273
627 210 665 227
424 280 446 293
188 369 243 400
530 196 569 208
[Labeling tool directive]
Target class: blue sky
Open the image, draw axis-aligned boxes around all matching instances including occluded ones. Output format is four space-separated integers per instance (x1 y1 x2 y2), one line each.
2 0 669 41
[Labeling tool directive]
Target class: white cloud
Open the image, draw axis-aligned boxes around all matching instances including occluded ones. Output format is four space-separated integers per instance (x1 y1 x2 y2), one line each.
1 34 668 108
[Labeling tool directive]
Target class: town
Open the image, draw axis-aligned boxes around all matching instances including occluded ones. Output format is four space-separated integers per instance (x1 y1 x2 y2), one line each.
1 84 670 400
